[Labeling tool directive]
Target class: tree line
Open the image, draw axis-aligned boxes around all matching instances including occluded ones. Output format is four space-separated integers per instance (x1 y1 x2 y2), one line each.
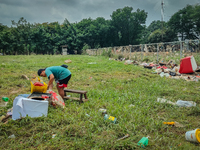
0 4 199 55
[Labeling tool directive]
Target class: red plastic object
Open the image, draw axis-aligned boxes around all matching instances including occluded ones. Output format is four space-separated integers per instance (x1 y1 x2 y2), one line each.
179 56 197 74
33 82 44 86
41 95 49 99
157 66 168 69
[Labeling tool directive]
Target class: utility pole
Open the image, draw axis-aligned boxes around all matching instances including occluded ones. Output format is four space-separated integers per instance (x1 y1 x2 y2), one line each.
161 0 164 41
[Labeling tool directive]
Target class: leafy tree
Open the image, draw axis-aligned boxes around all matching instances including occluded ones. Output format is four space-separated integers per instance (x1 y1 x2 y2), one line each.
110 6 147 46
146 20 177 43
0 25 11 54
192 4 200 38
168 4 197 40
11 17 32 54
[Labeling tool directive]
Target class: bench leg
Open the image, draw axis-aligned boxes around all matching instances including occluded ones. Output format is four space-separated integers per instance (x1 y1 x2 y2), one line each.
84 94 87 99
80 94 83 103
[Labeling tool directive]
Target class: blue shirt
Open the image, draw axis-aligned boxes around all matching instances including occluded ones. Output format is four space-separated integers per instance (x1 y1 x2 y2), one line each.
45 66 71 80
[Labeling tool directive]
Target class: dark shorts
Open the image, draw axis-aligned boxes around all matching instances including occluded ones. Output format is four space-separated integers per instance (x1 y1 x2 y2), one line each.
56 74 71 88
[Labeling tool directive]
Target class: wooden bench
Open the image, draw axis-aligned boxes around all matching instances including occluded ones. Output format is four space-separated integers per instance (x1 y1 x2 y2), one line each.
64 89 88 103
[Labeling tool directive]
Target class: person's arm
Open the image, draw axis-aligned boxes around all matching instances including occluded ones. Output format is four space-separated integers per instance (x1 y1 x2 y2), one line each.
48 74 54 90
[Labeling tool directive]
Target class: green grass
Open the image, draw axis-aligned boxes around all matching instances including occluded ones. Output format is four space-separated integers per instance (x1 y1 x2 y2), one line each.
0 55 200 149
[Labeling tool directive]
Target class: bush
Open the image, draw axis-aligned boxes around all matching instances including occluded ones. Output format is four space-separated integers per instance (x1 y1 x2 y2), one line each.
101 49 113 58
82 44 91 55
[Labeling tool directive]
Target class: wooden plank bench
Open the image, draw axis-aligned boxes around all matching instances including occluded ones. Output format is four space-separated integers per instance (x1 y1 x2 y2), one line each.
63 89 88 103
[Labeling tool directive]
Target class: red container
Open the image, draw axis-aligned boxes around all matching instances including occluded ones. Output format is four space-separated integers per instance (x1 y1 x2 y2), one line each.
179 56 197 74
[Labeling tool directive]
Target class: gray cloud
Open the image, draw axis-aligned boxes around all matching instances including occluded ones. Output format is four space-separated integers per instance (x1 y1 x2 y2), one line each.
0 0 199 26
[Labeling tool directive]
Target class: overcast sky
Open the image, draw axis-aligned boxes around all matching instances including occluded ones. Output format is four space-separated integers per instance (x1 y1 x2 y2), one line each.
0 0 200 27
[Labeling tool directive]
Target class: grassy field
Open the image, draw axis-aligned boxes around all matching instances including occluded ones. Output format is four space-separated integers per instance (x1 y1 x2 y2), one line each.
0 55 200 149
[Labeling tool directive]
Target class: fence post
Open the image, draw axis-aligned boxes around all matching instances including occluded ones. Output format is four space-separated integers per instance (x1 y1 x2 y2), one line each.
180 41 183 59
141 44 143 61
157 44 159 64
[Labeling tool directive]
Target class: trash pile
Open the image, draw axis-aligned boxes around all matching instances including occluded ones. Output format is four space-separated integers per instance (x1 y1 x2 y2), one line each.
120 55 200 82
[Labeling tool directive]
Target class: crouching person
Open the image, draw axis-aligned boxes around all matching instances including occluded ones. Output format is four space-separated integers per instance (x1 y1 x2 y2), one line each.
38 66 71 99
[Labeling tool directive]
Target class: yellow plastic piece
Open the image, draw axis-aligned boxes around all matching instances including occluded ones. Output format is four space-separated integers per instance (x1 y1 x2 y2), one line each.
195 129 200 143
30 77 47 93
163 122 175 125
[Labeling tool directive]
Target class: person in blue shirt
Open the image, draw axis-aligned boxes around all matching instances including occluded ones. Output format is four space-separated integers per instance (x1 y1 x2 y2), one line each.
38 66 71 99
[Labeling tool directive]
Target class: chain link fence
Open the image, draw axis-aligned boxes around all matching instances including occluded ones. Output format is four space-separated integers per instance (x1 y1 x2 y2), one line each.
86 40 200 64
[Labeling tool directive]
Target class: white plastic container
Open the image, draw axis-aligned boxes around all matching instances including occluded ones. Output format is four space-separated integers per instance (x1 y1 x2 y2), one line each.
185 129 200 143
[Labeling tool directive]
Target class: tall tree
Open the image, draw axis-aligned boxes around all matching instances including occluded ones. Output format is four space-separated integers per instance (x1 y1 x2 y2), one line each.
110 6 147 46
12 17 32 54
168 5 197 40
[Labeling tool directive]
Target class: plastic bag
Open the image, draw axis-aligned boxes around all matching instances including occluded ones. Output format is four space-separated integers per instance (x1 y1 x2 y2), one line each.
176 100 196 107
48 90 65 108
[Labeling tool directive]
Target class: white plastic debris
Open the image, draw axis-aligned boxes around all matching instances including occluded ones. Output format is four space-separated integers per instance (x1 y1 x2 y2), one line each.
8 134 15 139
160 72 170 78
157 98 176 105
52 134 57 138
176 100 196 107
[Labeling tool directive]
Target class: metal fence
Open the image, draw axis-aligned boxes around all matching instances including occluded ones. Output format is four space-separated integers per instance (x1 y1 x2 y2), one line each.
86 40 200 63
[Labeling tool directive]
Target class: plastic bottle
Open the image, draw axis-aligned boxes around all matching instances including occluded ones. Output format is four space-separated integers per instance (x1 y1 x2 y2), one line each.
2 97 9 102
104 114 117 124
137 137 149 147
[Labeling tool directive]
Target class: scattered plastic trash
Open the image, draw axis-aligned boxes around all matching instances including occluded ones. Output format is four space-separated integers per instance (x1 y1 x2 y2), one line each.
157 66 168 69
160 72 170 78
116 134 130 141
124 60 133 65
99 108 107 114
7 108 13 116
163 121 184 127
176 100 196 107
52 134 57 138
169 72 176 76
137 137 149 148
104 114 117 124
85 113 90 117
157 98 176 105
2 97 9 102
185 129 200 143
163 122 175 125
157 98 196 107
144 66 153 69
8 134 15 139
129 104 135 107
